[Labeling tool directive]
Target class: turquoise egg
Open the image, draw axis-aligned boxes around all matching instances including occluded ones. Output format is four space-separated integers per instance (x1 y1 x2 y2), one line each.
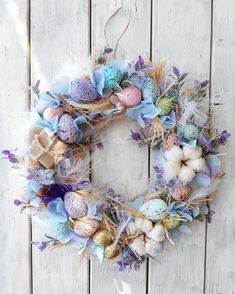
142 77 160 101
100 65 123 89
183 123 199 141
139 199 167 221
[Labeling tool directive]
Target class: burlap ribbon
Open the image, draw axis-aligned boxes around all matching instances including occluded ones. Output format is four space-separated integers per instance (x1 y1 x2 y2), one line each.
29 129 68 169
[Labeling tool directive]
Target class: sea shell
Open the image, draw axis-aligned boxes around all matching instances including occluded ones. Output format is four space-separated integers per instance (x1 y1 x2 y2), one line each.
182 123 199 141
57 114 79 143
73 217 99 237
100 65 123 89
93 228 113 246
64 192 87 218
43 107 64 121
142 77 160 101
162 216 181 230
156 97 173 116
139 199 167 221
104 243 122 260
172 185 192 201
116 86 142 106
70 79 98 102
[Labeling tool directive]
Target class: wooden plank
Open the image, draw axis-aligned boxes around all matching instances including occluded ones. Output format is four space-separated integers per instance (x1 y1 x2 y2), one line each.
149 1 211 293
90 1 151 293
31 1 90 293
0 1 31 293
205 1 235 293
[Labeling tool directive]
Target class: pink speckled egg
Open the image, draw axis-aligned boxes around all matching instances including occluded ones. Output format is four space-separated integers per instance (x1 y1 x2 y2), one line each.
43 107 64 121
74 217 99 237
64 192 87 218
172 185 192 201
116 86 142 106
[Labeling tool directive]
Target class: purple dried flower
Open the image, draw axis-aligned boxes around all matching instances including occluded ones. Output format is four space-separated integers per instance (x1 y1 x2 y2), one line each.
130 130 141 141
219 130 231 145
104 47 113 54
153 165 161 174
172 66 180 77
30 80 40 95
96 141 104 150
134 56 152 72
14 199 22 206
1 149 18 163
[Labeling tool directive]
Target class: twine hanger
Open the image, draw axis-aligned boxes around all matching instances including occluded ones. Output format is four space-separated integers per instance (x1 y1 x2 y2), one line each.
104 6 131 57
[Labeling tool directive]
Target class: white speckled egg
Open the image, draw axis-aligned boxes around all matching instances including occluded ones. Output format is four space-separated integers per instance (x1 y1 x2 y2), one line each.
64 192 87 218
73 217 99 237
139 199 167 221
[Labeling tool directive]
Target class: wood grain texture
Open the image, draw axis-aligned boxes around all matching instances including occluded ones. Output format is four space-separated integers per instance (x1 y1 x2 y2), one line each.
205 0 235 293
149 1 212 293
31 1 90 293
0 1 30 293
90 1 151 293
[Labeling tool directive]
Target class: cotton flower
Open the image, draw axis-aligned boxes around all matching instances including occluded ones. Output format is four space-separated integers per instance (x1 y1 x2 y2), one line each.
164 145 207 184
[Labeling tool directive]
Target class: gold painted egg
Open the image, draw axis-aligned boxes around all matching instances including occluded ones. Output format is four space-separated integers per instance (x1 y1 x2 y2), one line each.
93 228 112 246
104 243 122 260
162 216 181 230
74 217 99 237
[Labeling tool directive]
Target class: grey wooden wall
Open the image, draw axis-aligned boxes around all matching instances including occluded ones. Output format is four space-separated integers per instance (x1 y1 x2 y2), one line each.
0 0 234 293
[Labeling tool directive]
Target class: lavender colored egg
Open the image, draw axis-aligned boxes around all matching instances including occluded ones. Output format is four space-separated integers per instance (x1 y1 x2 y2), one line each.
70 79 98 102
57 114 79 143
64 192 87 218
116 86 142 106
43 107 64 121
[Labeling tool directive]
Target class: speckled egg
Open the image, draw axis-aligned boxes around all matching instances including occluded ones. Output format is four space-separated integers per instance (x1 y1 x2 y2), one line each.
116 86 142 106
104 243 122 260
73 217 99 237
93 228 113 246
57 114 79 143
172 185 192 201
70 79 98 102
43 107 64 121
139 199 168 221
162 216 181 230
100 65 123 89
182 123 199 141
142 77 160 100
156 97 173 116
64 192 87 218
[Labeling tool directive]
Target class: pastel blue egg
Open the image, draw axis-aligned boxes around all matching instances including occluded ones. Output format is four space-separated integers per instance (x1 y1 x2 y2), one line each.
139 199 167 221
100 65 123 89
183 123 199 141
142 77 160 101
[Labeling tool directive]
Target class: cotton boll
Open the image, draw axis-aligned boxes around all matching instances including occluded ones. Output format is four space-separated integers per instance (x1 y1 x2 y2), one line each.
135 218 153 234
164 160 181 181
145 239 162 256
178 165 195 184
186 158 207 172
147 224 165 242
183 146 202 160
165 146 184 162
130 235 146 256
126 222 138 235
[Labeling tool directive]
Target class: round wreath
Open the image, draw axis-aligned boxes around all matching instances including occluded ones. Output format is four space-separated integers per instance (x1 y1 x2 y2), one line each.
3 47 230 272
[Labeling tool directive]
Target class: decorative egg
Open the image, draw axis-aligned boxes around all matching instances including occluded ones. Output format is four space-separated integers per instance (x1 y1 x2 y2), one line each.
116 86 142 106
162 216 181 230
70 79 98 102
156 97 173 116
142 77 160 100
139 199 168 221
64 192 87 218
93 228 112 246
104 243 122 260
73 217 99 237
172 185 192 201
100 65 123 89
43 107 64 121
57 114 79 143
182 123 199 141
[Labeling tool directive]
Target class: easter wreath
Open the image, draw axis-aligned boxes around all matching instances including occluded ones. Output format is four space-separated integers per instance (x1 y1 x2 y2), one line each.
2 48 230 272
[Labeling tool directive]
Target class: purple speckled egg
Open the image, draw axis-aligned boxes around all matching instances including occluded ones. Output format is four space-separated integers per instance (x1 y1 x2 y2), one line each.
70 79 98 102
57 114 78 143
116 86 142 106
64 192 87 218
43 107 64 121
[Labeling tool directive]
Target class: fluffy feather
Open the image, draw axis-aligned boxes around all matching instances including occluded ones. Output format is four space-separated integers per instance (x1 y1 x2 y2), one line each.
188 177 222 200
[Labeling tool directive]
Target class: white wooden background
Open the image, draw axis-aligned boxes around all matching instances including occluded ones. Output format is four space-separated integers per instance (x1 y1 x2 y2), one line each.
0 0 235 293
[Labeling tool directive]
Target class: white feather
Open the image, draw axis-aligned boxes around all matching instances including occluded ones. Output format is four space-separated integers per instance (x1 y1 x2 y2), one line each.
189 177 222 200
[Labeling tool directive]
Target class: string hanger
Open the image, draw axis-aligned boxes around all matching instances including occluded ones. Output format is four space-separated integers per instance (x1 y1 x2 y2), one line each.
104 6 131 57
